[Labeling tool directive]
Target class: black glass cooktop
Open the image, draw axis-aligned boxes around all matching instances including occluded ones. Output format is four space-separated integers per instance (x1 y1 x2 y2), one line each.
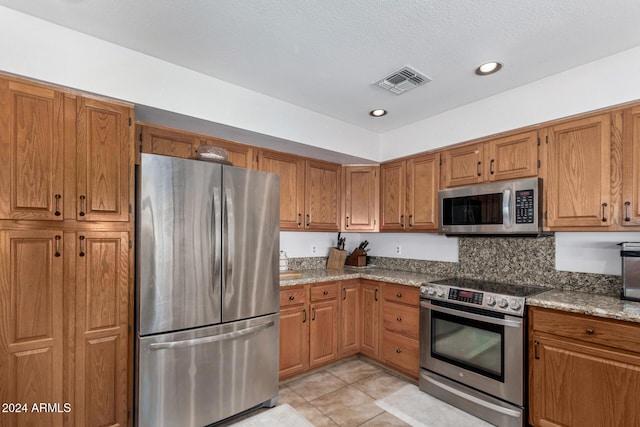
430 277 547 298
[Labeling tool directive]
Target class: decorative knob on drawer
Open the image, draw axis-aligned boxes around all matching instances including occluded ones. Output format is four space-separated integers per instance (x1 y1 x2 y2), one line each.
396 348 402 353
323 290 329 295
586 328 595 335
396 316 402 322
289 295 295 301
396 292 402 298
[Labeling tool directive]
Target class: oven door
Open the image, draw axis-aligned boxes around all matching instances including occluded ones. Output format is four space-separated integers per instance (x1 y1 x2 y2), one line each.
420 299 524 406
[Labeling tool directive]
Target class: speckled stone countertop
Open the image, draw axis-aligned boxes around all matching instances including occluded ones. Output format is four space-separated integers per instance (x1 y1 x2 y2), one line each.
527 290 640 324
279 267 442 288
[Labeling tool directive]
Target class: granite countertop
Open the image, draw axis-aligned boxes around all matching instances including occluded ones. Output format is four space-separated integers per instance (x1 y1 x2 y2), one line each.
279 267 441 288
527 290 640 324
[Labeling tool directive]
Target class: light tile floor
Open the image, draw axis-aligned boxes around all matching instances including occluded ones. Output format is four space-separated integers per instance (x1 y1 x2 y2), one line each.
220 356 413 426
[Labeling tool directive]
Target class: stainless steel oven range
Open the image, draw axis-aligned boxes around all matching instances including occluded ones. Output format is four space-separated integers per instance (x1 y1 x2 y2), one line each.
419 278 545 427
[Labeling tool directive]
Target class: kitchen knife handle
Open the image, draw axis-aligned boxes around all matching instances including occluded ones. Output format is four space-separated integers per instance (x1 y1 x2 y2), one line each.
625 201 631 222
54 194 61 216
601 202 608 222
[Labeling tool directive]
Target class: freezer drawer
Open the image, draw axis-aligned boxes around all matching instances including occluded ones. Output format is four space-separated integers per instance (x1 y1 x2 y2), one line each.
136 314 279 427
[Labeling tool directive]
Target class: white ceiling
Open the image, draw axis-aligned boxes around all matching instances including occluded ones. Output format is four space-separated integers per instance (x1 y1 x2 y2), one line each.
2 0 640 133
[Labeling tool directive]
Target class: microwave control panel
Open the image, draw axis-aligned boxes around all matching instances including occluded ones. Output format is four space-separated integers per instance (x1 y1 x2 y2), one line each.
515 189 534 224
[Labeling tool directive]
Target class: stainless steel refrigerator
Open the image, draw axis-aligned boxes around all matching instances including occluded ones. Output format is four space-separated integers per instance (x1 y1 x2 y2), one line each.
135 153 280 427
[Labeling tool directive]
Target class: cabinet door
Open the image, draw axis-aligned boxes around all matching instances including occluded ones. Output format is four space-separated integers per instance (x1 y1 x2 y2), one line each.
360 283 380 358
305 160 341 231
380 160 406 231
0 229 64 427
338 282 360 356
309 300 337 368
140 124 199 159
545 114 611 228
279 304 309 380
343 165 379 231
203 138 255 169
530 334 640 427
76 97 132 222
486 130 538 182
623 106 640 226
441 143 484 188
0 78 64 220
406 153 439 231
257 149 305 230
74 231 129 427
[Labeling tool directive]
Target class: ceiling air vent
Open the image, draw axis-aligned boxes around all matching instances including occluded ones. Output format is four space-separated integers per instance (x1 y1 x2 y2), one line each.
374 66 431 95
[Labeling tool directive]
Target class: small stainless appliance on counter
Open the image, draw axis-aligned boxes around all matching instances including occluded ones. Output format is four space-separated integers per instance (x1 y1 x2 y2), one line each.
621 242 640 301
135 153 280 427
419 278 545 427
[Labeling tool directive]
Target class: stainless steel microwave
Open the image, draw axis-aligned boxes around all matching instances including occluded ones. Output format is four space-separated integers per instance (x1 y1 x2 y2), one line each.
438 177 543 235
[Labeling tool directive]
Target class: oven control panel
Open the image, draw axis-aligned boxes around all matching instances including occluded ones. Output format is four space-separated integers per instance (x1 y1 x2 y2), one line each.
420 284 525 316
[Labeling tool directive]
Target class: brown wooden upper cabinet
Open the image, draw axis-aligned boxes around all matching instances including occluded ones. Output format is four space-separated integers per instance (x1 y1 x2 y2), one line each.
544 114 611 228
257 150 341 231
440 130 538 188
139 123 255 168
0 76 133 222
622 106 640 226
305 159 341 231
380 153 440 231
342 165 379 231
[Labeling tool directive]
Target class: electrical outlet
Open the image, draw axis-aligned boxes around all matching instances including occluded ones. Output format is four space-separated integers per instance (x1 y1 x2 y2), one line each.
312 245 317 254
395 245 401 255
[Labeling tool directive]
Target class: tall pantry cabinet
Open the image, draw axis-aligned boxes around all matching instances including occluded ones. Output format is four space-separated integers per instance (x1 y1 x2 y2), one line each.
0 74 133 427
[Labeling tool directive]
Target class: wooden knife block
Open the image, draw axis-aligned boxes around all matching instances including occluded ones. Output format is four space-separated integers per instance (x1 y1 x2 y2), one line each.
345 248 367 267
327 248 347 269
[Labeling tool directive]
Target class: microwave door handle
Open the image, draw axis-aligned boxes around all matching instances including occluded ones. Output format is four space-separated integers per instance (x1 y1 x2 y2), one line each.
503 189 512 228
420 301 522 328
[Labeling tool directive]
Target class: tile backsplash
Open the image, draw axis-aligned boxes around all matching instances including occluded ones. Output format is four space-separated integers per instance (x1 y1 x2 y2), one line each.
289 235 622 296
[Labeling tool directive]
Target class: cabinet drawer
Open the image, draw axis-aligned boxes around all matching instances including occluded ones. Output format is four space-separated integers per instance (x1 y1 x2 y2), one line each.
310 283 338 302
383 284 419 306
381 331 419 377
280 287 306 307
383 302 419 340
531 307 640 354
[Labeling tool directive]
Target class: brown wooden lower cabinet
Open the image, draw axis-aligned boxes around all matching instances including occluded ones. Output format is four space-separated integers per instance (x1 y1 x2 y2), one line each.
529 307 640 427
279 280 418 380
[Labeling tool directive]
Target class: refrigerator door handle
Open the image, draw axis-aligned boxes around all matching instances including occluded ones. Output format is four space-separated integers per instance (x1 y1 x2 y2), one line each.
213 187 222 297
149 320 275 350
224 190 234 290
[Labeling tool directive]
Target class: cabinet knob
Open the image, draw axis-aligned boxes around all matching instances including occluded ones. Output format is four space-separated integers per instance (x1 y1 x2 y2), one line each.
396 292 402 298
396 316 402 322
396 348 402 353
323 290 329 296
586 328 595 335
289 295 295 301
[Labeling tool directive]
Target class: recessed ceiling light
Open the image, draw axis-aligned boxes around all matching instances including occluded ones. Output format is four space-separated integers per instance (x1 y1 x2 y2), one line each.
370 109 387 117
475 62 503 76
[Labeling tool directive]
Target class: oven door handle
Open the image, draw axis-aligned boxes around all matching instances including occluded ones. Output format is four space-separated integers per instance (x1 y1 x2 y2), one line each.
423 374 522 419
420 301 522 328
